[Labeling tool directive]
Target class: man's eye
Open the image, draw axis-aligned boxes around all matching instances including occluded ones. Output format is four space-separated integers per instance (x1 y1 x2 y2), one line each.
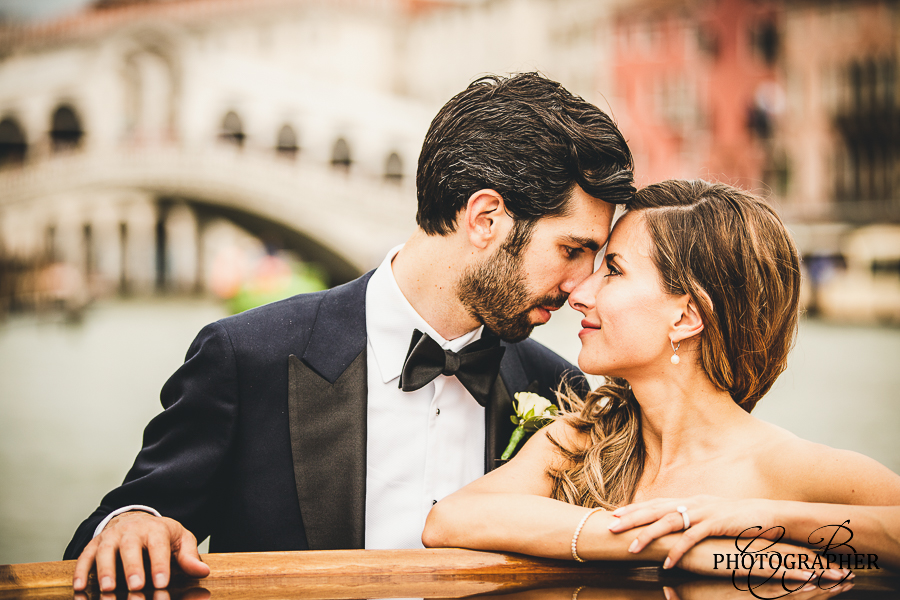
564 246 583 259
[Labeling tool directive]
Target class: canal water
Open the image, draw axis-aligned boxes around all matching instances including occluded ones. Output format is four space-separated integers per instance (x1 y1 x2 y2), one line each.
1 299 898 565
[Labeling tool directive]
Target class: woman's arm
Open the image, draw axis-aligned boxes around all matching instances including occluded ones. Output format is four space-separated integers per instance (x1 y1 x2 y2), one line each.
612 497 900 570
423 420 843 583
423 420 669 561
610 445 900 569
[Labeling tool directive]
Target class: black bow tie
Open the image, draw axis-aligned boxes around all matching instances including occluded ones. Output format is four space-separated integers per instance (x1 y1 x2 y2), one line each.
399 329 506 407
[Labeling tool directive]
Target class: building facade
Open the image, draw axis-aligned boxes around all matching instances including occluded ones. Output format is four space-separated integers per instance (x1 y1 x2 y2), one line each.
610 0 900 321
0 0 612 314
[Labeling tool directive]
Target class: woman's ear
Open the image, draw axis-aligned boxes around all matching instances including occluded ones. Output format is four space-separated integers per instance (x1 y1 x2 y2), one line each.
672 295 704 344
461 189 511 249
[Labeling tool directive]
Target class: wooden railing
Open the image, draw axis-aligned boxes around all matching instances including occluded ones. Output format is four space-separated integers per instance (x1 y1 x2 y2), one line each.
1 548 660 598
2 548 897 599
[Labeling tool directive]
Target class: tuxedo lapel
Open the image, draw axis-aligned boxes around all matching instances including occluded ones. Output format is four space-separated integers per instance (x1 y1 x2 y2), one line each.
287 271 372 550
300 271 372 384
288 353 366 550
485 343 539 471
483 377 513 472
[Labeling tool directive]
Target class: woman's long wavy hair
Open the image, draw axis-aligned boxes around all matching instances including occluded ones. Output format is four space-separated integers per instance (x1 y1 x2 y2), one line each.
550 180 802 509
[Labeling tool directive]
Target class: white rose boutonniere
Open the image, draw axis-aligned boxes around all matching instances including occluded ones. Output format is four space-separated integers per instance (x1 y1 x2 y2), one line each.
500 392 558 460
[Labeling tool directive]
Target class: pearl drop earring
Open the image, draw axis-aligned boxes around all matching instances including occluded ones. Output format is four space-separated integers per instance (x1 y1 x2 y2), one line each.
670 340 681 365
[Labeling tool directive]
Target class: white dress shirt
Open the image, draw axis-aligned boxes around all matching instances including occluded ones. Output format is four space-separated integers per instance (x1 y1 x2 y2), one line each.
98 246 487 549
364 245 486 549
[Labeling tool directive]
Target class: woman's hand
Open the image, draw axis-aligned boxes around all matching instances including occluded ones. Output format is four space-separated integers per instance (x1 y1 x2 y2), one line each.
676 537 852 588
608 496 792 568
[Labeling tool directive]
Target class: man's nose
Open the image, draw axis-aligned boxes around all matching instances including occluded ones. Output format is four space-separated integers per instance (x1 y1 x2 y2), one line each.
560 258 596 295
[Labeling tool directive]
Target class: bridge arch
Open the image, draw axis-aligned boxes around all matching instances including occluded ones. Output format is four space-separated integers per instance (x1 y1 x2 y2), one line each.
0 148 414 304
169 196 363 287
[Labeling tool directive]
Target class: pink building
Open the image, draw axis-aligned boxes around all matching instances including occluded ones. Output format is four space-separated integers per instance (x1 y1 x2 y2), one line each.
612 0 782 191
778 0 898 224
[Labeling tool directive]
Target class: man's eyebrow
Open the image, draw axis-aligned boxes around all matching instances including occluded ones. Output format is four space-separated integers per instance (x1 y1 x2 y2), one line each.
562 235 601 252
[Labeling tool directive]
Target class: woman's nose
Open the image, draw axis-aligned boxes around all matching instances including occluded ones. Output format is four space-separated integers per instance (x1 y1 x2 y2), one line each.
568 269 601 313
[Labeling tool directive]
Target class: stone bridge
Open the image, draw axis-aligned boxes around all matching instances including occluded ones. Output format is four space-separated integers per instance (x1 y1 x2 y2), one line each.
0 143 418 307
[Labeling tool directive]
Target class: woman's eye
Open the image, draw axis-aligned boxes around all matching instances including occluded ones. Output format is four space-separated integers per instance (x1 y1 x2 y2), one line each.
604 263 621 277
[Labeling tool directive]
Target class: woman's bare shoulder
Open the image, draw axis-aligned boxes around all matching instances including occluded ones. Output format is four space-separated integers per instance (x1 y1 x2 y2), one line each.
752 421 900 504
455 418 591 498
520 417 591 469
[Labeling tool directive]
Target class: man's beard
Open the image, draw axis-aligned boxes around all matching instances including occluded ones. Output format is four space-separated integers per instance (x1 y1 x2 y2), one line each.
456 240 568 343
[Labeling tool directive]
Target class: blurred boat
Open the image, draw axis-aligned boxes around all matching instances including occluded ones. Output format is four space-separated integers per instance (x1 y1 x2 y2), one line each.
818 225 900 324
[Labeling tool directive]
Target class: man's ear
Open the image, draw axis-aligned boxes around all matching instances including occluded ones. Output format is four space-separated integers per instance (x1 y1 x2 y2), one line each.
460 189 511 250
672 295 704 345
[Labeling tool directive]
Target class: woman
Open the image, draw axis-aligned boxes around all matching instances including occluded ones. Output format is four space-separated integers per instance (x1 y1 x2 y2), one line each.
422 180 900 580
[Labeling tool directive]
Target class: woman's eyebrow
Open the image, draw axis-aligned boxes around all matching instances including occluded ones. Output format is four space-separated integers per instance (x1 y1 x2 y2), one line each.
606 252 627 264
561 234 601 252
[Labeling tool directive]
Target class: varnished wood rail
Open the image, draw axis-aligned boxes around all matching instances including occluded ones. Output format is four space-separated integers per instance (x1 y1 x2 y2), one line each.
3 550 898 599
0 548 648 594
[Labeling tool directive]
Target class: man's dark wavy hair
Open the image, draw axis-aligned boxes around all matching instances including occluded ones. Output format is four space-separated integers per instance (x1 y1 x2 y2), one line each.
416 72 635 235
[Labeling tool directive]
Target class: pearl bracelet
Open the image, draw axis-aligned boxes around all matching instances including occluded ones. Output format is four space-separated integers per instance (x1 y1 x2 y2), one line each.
571 507 604 562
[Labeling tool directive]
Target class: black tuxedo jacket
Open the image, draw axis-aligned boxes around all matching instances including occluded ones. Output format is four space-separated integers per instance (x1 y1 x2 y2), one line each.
64 271 584 559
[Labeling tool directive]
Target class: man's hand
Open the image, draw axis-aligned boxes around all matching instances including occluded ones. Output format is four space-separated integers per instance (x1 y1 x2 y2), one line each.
72 511 210 592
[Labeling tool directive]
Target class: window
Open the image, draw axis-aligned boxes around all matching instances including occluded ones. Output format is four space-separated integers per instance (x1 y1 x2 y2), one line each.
50 105 84 151
0 117 26 166
384 152 402 182
220 111 245 147
750 21 778 65
833 58 898 203
276 124 298 158
331 137 351 171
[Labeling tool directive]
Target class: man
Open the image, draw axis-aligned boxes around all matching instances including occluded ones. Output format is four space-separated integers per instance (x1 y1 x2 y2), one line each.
66 72 634 591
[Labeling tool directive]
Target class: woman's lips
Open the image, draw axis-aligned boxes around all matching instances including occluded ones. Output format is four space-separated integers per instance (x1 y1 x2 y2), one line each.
578 319 601 337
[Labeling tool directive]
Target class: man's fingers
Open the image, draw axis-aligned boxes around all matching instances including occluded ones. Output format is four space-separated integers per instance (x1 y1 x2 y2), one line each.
146 530 173 588
70 515 207 592
175 531 210 578
94 536 122 592
73 538 99 591
118 534 148 590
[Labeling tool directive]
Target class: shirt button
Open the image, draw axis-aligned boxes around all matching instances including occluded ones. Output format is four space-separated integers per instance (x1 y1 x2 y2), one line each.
432 499 437 505
435 408 440 415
